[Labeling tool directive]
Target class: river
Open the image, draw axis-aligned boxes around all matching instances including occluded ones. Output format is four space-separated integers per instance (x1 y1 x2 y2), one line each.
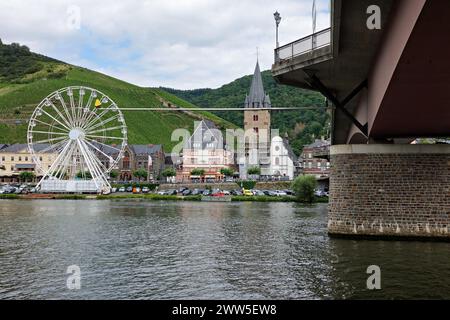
0 200 449 299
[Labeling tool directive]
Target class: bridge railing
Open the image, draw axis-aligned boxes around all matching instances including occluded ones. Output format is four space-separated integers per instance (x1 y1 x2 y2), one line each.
275 28 331 63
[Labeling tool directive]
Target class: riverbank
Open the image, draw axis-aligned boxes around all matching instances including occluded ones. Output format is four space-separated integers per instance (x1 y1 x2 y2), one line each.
0 193 329 203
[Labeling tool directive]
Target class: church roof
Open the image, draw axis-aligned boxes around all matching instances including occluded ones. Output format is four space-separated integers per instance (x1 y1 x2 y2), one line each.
245 61 271 109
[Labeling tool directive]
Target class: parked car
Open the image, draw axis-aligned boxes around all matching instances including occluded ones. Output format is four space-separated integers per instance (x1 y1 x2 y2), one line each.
202 190 211 196
126 186 133 193
225 177 234 183
314 190 326 197
191 189 200 196
133 187 141 194
142 187 150 193
182 189 191 196
166 189 177 196
275 190 287 197
178 187 187 193
231 190 243 196
253 190 265 196
157 190 167 195
243 189 253 196
222 190 231 196
118 187 126 192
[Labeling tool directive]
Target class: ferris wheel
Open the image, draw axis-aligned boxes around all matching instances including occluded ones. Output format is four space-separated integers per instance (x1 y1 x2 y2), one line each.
27 86 127 192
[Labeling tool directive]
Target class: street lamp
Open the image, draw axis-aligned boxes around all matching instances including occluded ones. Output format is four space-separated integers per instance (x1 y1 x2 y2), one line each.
273 11 281 48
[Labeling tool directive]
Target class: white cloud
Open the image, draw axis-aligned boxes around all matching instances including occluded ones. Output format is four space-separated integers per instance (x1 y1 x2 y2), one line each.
0 0 330 89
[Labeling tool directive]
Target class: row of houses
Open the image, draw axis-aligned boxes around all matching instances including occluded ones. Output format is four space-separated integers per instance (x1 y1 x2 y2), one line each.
0 136 330 184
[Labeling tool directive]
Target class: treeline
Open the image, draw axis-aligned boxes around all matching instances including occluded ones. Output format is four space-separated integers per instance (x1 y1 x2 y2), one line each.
0 39 57 82
162 70 330 156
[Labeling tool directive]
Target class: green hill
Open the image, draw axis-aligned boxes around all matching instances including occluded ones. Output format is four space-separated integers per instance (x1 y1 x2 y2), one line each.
162 70 330 156
0 41 235 151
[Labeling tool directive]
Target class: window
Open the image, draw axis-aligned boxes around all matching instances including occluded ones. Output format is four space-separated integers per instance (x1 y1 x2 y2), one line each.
1 156 4 161
275 146 280 152
317 162 322 169
19 156 22 161
39 157 43 162
308 162 312 169
253 115 259 121
308 153 312 159
25 157 28 161
11 166 14 171
275 157 280 166
254 127 259 133
11 156 14 161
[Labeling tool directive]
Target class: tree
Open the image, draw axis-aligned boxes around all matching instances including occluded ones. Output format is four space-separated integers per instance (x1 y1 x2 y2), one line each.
19 171 35 182
109 170 119 180
220 168 233 177
133 169 148 182
76 171 92 179
292 175 318 203
247 166 261 175
162 168 176 177
191 168 205 176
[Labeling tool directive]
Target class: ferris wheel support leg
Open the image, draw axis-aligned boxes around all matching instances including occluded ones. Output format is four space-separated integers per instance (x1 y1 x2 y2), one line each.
35 140 72 190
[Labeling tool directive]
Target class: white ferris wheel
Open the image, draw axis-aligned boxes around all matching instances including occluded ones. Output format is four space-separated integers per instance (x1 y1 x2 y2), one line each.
27 86 127 192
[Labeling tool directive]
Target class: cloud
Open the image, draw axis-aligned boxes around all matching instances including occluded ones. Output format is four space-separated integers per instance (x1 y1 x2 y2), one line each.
0 0 330 89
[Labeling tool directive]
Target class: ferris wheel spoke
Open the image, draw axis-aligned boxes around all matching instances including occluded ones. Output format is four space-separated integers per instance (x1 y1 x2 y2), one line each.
83 141 109 174
41 107 72 132
83 139 114 164
86 125 125 136
30 130 69 136
33 136 68 145
32 119 69 133
41 140 72 179
83 105 116 131
84 114 120 132
38 139 68 154
56 93 75 127
68 90 78 127
85 134 126 141
84 137 122 153
48 98 73 128
80 94 106 125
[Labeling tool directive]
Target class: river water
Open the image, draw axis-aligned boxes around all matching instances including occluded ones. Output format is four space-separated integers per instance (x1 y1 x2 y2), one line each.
0 200 449 300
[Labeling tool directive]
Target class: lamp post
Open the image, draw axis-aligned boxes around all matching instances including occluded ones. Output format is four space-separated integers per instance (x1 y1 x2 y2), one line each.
273 11 281 48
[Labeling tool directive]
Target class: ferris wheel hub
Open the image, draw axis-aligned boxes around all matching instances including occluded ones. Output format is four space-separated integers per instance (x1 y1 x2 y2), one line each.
69 128 85 140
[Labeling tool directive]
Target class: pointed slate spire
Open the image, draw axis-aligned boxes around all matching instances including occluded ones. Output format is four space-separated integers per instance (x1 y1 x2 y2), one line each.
245 61 271 109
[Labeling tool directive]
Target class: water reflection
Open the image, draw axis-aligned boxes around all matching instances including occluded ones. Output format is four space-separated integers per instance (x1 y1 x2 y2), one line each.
0 200 449 299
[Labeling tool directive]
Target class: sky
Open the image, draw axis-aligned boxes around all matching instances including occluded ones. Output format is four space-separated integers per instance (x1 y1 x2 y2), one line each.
0 0 330 90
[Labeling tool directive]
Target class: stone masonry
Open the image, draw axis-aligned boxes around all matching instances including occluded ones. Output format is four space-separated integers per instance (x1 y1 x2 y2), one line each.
328 145 450 240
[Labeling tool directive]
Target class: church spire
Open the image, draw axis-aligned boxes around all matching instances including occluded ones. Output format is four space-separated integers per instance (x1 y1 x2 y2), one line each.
244 60 271 109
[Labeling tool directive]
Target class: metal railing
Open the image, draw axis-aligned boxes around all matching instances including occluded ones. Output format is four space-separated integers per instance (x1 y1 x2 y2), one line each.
275 28 331 63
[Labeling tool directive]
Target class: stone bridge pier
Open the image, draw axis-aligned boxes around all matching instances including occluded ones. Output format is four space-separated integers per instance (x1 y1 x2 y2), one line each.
328 145 450 240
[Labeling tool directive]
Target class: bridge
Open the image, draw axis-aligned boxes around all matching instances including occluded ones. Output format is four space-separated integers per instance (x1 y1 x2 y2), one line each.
272 0 450 240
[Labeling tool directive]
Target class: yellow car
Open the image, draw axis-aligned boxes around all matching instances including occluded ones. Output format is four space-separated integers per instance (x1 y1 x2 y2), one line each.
243 189 253 196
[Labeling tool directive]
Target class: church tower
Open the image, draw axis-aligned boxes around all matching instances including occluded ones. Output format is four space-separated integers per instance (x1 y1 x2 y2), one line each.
244 61 271 172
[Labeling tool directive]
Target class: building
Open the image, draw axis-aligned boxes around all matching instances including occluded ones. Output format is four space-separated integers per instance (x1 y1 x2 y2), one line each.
269 136 296 180
0 144 57 183
98 144 165 182
301 139 331 178
241 60 296 180
180 120 234 182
